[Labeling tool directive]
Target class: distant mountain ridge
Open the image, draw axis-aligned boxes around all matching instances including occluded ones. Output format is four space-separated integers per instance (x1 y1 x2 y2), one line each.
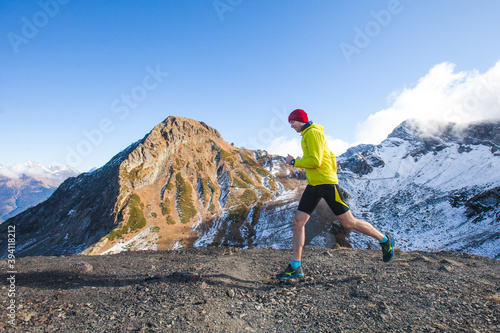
0 161 80 222
0 161 79 181
338 119 500 259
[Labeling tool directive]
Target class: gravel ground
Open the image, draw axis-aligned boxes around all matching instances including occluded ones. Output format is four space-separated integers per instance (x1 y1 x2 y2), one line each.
1 246 499 332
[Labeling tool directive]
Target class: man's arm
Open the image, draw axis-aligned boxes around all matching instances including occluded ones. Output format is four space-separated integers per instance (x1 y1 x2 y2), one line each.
293 130 324 169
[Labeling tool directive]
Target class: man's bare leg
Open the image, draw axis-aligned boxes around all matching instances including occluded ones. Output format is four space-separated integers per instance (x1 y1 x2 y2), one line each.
276 211 310 279
336 210 384 241
337 210 396 262
292 211 310 261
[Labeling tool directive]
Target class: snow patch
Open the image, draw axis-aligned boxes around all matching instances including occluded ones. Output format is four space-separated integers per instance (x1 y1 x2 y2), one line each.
101 228 158 255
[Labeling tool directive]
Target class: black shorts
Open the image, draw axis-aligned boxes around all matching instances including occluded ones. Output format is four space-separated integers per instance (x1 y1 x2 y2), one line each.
297 184 350 216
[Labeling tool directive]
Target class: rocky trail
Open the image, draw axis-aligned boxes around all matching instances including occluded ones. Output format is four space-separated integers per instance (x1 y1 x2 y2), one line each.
1 247 499 332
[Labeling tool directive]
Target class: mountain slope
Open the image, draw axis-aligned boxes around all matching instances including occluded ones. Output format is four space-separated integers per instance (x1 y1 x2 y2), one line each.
0 162 79 222
1 116 325 257
338 120 500 259
88 116 288 254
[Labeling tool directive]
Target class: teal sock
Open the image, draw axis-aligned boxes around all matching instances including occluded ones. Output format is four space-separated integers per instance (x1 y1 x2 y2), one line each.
291 260 301 269
380 235 388 244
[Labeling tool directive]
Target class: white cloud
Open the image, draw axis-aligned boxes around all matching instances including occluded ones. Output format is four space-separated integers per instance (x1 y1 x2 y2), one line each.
325 135 352 156
0 165 18 179
356 61 500 144
265 136 303 158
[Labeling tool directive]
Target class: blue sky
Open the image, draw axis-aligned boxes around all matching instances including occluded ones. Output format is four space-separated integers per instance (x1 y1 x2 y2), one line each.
1 0 500 172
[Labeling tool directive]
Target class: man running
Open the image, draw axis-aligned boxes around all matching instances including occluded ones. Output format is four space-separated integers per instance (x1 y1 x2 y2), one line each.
276 109 395 280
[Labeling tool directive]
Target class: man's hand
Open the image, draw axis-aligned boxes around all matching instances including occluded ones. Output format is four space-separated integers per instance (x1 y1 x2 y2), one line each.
285 154 295 165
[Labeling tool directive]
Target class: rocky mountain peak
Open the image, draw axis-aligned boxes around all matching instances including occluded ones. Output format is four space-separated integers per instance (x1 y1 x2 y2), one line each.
386 119 420 141
159 115 223 141
117 115 226 192
138 116 224 154
1 115 306 257
388 119 500 146
102 114 293 254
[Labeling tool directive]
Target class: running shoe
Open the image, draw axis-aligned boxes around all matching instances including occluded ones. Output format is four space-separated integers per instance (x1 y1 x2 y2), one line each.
381 235 395 262
276 264 304 280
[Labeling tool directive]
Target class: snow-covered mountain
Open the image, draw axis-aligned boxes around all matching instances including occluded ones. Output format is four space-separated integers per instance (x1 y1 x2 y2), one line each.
338 120 500 259
0 161 80 222
0 161 79 182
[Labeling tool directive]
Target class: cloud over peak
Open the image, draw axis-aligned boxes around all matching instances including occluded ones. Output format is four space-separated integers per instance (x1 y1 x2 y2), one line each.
356 61 500 145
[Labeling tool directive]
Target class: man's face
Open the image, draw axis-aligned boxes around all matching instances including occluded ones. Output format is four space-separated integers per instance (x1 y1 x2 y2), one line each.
290 120 305 132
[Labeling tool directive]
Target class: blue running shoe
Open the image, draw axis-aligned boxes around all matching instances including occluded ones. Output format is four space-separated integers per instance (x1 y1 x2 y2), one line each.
276 264 304 280
381 235 395 262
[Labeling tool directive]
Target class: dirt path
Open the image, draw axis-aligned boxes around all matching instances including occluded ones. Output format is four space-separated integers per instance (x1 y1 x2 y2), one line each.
1 247 499 332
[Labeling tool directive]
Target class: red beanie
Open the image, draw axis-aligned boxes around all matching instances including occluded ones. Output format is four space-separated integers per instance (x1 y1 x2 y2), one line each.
288 109 308 123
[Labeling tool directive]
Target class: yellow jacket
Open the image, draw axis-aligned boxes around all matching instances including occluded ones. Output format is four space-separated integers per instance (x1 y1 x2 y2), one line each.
293 123 339 186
